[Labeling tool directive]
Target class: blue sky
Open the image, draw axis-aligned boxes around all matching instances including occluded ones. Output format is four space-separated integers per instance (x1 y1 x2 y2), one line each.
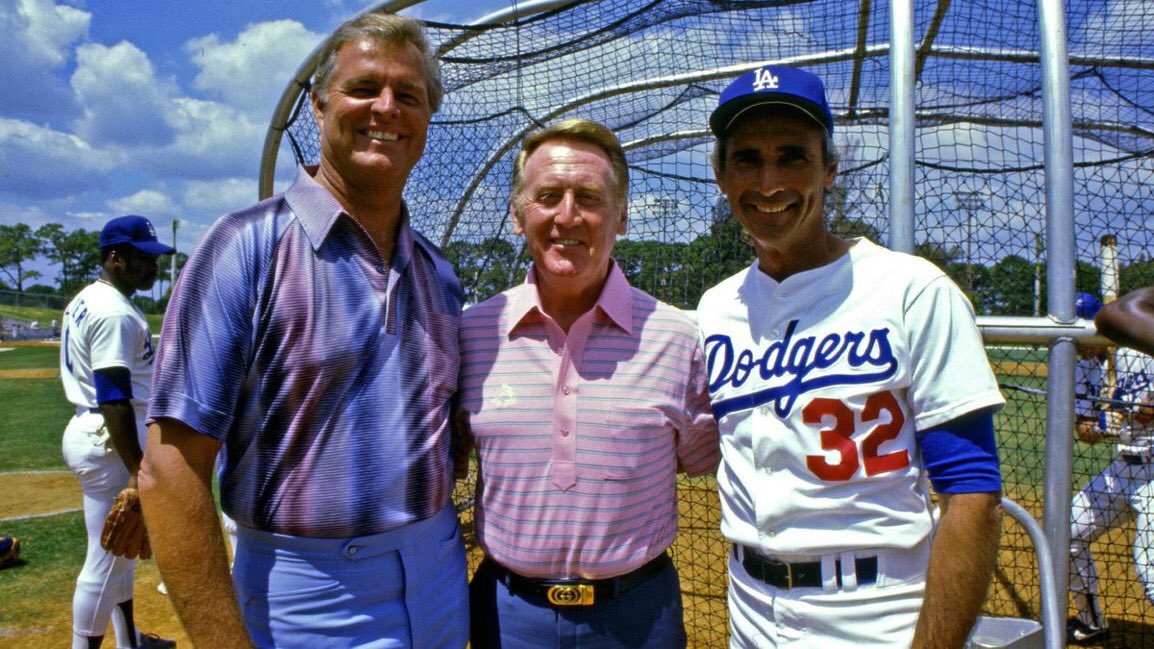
0 0 513 268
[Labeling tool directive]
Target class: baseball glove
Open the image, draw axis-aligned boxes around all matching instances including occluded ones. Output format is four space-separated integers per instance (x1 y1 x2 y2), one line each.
101 488 152 559
0 535 21 569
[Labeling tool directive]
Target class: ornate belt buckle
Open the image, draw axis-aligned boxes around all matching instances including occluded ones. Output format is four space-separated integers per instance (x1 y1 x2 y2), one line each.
546 583 594 606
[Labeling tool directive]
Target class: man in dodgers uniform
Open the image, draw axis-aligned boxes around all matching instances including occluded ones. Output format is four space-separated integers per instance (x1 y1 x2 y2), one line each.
1067 289 1154 644
60 215 176 649
696 65 1005 648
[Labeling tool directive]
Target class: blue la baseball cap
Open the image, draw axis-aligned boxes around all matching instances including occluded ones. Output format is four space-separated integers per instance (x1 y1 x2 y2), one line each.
1075 292 1102 319
710 65 834 137
99 215 176 256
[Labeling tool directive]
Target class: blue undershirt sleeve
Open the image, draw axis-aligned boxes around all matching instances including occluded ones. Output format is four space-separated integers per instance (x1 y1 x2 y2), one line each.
94 367 133 403
916 407 1002 494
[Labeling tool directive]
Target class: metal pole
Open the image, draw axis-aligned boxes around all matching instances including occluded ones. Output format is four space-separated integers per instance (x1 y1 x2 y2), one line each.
888 0 916 254
171 218 179 292
1038 0 1076 632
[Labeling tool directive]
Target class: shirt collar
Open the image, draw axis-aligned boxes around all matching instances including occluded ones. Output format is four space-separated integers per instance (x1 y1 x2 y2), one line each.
510 259 635 336
285 165 415 271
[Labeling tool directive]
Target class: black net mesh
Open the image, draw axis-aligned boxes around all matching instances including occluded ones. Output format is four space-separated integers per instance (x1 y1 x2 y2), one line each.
276 0 1154 645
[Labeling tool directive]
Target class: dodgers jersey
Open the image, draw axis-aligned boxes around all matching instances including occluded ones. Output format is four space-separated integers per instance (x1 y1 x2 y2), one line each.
60 280 155 428
1110 347 1154 456
697 238 1004 555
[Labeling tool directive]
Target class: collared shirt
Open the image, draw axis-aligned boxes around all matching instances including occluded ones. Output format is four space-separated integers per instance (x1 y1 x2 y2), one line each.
457 262 719 579
149 165 462 537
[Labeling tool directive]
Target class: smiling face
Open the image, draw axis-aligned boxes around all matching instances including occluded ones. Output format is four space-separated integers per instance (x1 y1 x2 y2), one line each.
311 38 431 200
715 105 838 278
514 137 626 301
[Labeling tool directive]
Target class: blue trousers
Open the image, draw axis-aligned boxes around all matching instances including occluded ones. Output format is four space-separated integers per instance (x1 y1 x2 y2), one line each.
234 506 468 648
469 557 687 649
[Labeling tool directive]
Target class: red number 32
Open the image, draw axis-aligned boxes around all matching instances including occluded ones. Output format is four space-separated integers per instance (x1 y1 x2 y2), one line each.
803 391 910 481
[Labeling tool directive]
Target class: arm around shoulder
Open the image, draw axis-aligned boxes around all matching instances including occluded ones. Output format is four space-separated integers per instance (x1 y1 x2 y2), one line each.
139 418 253 648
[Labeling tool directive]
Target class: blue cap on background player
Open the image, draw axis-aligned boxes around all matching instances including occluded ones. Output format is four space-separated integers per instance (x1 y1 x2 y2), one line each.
100 215 176 256
710 65 834 137
1075 292 1102 319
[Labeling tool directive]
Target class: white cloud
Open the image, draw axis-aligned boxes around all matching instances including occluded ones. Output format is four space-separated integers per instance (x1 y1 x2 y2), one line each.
106 189 180 218
0 117 114 198
71 40 179 146
186 20 324 116
181 177 259 216
143 97 264 178
0 0 89 118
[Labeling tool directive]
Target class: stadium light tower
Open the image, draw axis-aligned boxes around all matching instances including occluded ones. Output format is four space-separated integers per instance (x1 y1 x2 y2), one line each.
171 218 179 292
954 189 983 294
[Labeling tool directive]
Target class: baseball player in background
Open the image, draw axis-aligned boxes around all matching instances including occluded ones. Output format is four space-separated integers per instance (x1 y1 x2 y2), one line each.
1068 288 1154 645
696 65 1005 648
1073 293 1108 447
60 215 175 649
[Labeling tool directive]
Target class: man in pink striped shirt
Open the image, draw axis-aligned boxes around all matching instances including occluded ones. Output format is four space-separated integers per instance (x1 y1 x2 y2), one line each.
456 118 720 648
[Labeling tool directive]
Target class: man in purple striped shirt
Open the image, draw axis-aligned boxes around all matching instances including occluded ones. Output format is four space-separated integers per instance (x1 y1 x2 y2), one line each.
139 13 467 648
456 119 720 648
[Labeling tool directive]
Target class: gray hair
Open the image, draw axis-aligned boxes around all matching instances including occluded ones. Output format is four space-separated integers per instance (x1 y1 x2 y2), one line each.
311 12 443 113
511 118 629 219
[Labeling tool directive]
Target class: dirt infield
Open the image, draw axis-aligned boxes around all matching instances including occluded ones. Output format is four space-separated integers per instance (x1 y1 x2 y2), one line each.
0 368 58 379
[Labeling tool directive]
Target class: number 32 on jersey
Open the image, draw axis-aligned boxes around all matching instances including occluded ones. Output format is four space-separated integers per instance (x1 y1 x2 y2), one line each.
804 390 910 481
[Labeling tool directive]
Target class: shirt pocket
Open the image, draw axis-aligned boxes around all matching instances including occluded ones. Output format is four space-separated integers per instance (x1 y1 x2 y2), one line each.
599 407 670 480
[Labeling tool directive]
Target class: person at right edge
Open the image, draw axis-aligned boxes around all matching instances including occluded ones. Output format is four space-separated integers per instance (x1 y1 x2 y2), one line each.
695 64 1005 648
1067 287 1154 645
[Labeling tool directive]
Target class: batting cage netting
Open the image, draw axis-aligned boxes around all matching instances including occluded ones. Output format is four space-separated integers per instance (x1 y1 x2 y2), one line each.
262 0 1154 645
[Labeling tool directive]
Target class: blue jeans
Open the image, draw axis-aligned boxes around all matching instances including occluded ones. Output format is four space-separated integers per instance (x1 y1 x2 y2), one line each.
469 556 687 649
234 506 468 648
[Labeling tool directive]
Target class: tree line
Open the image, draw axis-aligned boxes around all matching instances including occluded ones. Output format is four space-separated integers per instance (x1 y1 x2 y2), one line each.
0 223 187 307
6 216 1149 318
445 200 1154 316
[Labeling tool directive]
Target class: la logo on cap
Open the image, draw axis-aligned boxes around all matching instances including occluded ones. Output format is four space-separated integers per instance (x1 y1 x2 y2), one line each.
753 68 779 91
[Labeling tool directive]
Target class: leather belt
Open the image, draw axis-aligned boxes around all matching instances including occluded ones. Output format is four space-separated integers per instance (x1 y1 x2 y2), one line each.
485 552 671 606
1121 453 1148 465
737 545 877 590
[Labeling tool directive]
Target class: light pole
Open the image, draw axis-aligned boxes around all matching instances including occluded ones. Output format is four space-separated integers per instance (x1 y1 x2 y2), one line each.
171 218 179 293
954 189 983 295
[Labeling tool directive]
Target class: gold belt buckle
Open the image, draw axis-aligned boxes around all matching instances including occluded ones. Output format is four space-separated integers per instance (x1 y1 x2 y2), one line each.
546 583 595 606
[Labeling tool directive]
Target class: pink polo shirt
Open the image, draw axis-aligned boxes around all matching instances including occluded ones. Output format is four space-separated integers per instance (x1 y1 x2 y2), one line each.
457 262 719 579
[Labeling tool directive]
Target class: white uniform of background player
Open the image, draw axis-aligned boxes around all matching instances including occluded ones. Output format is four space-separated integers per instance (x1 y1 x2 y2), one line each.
698 65 1005 648
60 215 175 649
1069 344 1154 643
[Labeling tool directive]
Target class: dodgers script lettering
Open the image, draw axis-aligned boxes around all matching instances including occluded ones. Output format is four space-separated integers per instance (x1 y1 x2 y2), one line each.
705 319 898 418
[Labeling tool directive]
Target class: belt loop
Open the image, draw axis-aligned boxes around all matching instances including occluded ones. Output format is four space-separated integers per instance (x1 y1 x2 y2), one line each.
820 555 838 592
839 552 859 591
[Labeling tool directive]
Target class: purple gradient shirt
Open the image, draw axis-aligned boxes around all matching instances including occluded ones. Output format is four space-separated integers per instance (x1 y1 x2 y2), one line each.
149 166 462 537
458 262 719 579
